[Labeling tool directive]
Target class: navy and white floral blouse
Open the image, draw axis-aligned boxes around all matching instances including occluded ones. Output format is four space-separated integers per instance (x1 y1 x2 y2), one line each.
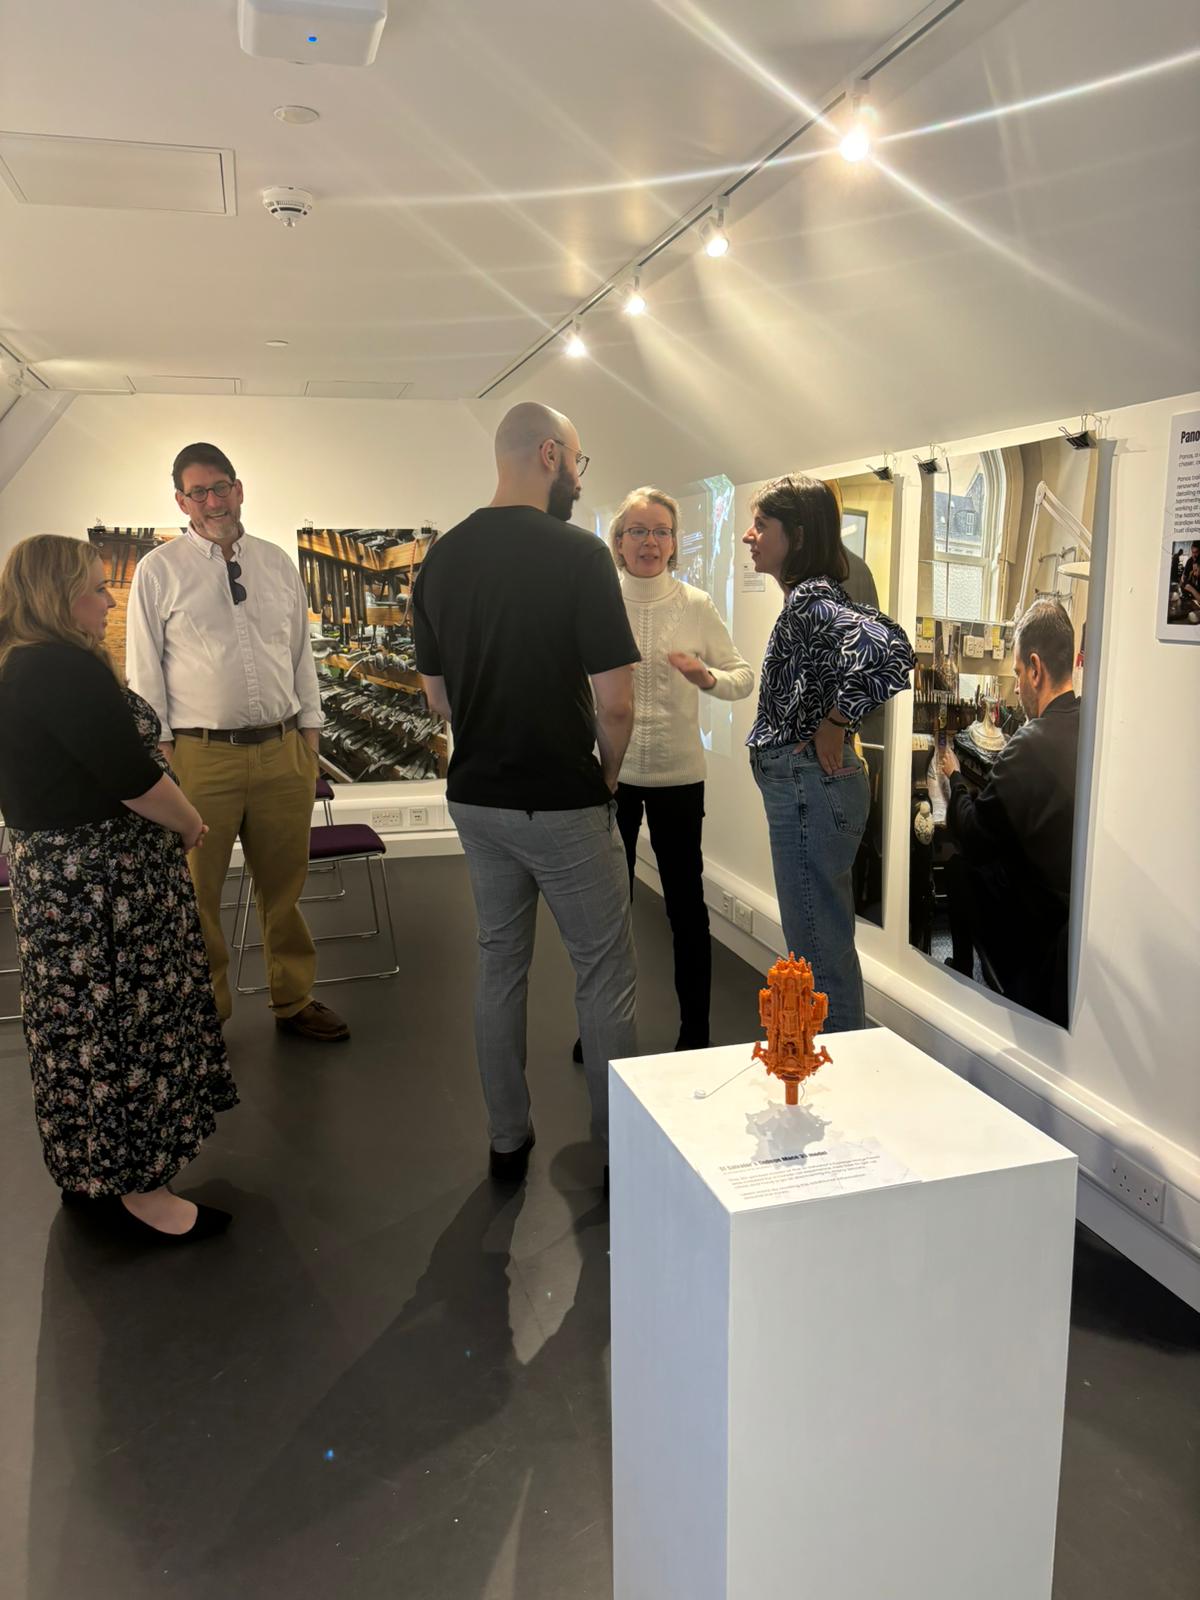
747 577 915 749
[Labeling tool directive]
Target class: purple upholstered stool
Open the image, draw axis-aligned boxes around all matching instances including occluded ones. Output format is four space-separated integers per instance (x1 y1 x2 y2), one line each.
222 774 342 912
315 775 335 825
232 824 399 994
303 775 345 902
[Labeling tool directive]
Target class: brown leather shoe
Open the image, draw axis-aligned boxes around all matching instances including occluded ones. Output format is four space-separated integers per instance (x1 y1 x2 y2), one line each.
275 1000 351 1042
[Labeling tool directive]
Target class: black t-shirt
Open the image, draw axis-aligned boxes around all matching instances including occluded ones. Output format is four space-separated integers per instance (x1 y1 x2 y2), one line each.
412 506 639 809
0 642 163 829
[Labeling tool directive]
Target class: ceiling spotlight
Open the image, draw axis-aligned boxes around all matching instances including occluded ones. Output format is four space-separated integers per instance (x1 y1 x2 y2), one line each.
273 105 321 125
839 80 873 163
700 197 730 258
622 276 646 317
564 322 588 359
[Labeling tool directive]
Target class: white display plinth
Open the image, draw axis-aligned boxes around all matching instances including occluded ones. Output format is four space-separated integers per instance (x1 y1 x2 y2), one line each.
610 1027 1076 1600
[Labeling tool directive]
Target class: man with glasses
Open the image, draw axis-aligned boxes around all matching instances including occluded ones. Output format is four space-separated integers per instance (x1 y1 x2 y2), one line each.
413 402 638 1186
126 442 349 1042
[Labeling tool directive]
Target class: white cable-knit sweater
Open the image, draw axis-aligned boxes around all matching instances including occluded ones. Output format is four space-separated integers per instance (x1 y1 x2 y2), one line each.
619 570 754 786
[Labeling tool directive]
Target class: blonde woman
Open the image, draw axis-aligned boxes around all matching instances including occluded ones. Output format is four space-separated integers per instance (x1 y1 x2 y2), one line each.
607 487 753 1050
0 536 236 1242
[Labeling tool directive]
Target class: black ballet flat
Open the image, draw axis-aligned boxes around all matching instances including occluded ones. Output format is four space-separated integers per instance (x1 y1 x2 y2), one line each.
62 1192 232 1244
115 1200 232 1245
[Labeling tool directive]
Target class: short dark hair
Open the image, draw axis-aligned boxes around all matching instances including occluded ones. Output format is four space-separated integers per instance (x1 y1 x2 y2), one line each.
172 442 236 492
1015 599 1074 685
750 473 848 587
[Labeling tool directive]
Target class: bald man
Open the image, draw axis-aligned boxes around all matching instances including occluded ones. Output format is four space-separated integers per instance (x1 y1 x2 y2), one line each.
413 403 639 1186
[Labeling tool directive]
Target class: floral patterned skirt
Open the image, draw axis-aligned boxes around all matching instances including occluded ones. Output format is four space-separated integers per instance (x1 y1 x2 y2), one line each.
8 811 237 1196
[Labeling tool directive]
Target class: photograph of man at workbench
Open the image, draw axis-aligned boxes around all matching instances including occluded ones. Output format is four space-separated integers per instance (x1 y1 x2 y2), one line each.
297 526 446 784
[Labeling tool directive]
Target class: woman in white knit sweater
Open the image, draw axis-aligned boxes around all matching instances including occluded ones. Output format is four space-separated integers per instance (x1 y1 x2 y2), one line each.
609 487 753 1050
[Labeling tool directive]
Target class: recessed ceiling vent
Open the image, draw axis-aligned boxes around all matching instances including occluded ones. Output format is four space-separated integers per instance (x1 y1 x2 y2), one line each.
0 133 234 214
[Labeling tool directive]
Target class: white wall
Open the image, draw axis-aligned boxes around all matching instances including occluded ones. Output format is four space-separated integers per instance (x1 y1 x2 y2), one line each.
0 393 495 558
0 392 497 832
625 393 1199 1306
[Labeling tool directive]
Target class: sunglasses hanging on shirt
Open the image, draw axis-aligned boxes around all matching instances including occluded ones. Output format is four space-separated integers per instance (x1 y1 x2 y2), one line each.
226 558 246 605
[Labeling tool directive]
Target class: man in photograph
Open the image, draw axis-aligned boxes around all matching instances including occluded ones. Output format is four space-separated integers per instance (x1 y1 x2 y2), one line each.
1180 541 1200 618
127 442 350 1042
940 599 1079 1024
413 403 638 1184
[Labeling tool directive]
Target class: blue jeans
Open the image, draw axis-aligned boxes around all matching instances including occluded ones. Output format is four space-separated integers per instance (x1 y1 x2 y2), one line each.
750 740 870 1033
448 800 637 1152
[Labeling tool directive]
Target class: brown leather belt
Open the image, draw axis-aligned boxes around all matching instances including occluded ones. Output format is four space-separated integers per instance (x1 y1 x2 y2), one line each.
174 715 298 745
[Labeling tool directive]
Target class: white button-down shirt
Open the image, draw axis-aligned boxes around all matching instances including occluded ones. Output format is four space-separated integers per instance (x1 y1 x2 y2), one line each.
127 525 322 741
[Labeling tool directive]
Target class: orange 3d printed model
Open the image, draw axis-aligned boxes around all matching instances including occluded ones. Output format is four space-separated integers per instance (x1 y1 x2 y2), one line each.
752 954 832 1104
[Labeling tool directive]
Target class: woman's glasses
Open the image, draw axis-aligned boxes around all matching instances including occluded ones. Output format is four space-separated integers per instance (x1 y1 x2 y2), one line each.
622 527 674 542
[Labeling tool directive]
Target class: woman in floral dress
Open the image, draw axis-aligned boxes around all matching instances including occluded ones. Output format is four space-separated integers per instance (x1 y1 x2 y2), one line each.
0 535 237 1242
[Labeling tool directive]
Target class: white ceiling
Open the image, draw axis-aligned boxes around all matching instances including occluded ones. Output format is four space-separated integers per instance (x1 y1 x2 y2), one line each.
471 0 1200 489
0 0 929 399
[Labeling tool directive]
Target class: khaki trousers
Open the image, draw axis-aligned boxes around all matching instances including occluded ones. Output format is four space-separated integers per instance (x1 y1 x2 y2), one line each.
170 728 318 1020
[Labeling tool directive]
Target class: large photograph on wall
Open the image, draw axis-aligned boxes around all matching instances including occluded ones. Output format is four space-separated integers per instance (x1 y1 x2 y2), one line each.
87 525 179 674
909 435 1097 1026
827 470 899 930
296 527 446 783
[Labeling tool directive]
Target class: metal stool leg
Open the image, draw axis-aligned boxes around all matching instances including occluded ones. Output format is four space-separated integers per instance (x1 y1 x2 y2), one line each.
234 849 398 995
0 891 22 1023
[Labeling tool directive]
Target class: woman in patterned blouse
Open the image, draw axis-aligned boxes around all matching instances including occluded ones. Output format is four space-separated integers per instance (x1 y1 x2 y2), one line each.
744 476 914 1031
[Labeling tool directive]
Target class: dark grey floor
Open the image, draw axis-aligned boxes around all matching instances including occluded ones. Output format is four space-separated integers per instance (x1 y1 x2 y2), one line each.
0 856 1196 1599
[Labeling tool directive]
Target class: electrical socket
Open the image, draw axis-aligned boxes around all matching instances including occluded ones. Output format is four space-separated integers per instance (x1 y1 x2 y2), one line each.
733 899 754 935
371 807 405 829
720 891 734 920
1108 1155 1165 1222
408 806 430 829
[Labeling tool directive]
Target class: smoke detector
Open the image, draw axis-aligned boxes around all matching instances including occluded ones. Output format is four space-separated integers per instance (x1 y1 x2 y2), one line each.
262 186 314 227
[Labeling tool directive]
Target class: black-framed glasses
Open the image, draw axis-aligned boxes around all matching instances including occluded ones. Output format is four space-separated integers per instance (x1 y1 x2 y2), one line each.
183 481 235 504
552 439 589 477
225 559 246 606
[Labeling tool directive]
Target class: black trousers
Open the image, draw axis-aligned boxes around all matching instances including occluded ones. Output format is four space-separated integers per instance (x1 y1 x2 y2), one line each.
616 781 711 1048
945 851 1068 1026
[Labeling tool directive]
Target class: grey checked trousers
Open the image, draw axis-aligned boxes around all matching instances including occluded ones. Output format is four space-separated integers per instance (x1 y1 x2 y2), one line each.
449 800 637 1152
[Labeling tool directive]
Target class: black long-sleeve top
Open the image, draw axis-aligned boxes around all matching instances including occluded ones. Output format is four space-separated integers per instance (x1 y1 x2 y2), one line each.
946 691 1080 909
0 643 163 830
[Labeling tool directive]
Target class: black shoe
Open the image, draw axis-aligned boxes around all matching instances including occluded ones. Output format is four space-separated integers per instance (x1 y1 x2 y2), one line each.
571 1037 583 1065
489 1127 535 1184
68 1195 232 1244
